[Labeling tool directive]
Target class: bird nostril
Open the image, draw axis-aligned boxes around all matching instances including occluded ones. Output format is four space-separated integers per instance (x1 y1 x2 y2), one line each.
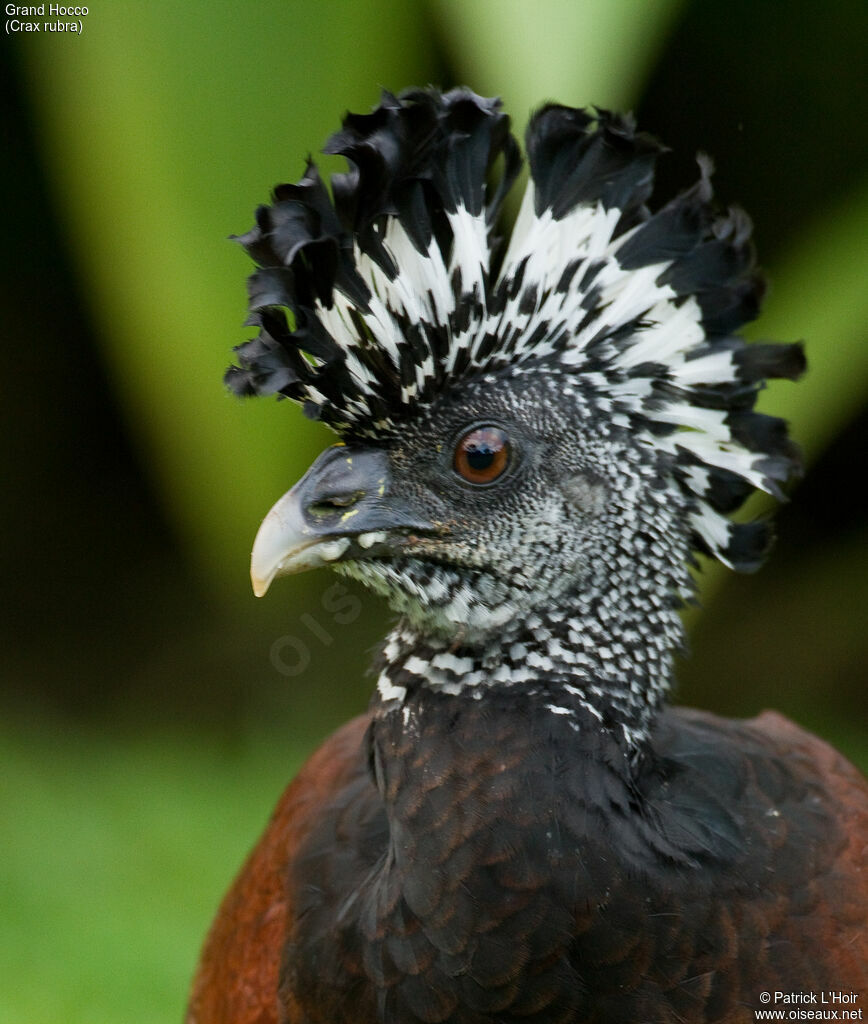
307 491 365 518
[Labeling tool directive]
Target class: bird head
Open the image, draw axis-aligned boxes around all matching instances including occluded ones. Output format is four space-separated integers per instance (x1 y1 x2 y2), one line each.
229 88 804 651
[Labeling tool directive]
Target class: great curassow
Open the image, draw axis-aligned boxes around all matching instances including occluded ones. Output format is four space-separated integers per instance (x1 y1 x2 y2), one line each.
187 89 868 1024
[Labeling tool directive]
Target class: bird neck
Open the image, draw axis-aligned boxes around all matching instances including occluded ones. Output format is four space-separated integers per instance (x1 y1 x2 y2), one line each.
372 574 685 751
362 574 687 988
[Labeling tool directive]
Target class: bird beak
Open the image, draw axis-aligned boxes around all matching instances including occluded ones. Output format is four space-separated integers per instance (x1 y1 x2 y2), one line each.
250 445 434 597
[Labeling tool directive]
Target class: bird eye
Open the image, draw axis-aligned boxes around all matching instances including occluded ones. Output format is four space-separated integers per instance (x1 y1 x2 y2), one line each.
453 426 511 485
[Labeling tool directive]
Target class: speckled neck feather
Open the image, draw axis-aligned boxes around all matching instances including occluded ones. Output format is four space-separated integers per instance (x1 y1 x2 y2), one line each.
229 87 804 747
371 586 680 751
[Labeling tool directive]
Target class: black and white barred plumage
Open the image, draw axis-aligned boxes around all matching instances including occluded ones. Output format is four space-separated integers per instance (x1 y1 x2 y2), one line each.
193 90 868 1024
228 87 803 572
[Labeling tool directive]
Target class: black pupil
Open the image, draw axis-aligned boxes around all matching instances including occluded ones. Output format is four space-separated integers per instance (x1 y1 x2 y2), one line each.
468 442 495 468
466 443 496 471
456 427 508 482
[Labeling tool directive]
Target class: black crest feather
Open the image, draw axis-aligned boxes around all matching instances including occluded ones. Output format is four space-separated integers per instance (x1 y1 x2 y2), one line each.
228 87 804 570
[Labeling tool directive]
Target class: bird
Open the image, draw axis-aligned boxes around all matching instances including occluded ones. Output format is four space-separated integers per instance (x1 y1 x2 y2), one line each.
186 88 868 1024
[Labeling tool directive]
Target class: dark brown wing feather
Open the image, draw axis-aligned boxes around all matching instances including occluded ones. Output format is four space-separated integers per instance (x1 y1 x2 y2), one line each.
187 708 868 1024
185 715 372 1024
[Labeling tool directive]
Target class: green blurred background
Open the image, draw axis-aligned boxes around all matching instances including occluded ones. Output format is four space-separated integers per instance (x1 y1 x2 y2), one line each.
2 1 866 1020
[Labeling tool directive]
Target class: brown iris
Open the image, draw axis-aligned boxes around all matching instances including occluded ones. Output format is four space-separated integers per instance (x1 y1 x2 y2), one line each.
453 426 511 485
